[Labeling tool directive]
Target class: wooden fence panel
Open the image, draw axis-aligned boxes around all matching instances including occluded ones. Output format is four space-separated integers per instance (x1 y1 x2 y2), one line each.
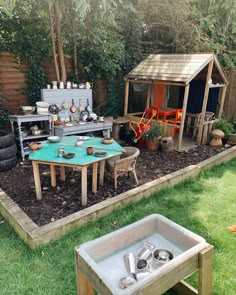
0 51 28 113
0 52 74 114
224 69 236 121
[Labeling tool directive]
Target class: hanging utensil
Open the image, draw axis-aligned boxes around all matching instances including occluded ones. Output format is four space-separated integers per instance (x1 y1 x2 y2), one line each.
70 99 77 113
85 98 92 113
78 99 84 113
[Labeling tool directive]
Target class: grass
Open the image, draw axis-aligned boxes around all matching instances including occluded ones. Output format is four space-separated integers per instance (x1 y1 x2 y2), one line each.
1 159 236 294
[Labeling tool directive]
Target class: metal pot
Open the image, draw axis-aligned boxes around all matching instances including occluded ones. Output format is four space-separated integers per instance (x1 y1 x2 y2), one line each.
32 130 45 136
80 110 89 121
22 130 28 137
49 104 59 114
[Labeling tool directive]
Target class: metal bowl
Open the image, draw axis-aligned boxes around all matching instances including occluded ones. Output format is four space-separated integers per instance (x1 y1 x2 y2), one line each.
47 136 61 143
32 130 45 136
21 106 35 115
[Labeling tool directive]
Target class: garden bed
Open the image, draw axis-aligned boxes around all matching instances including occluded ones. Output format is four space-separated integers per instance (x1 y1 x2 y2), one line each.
0 145 228 225
1 144 236 248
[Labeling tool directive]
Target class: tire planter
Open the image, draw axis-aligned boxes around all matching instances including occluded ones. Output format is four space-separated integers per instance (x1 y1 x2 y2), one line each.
0 156 17 172
0 131 15 148
0 143 17 160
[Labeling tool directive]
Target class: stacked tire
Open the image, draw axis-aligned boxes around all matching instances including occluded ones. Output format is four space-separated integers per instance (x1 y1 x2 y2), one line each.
0 131 17 172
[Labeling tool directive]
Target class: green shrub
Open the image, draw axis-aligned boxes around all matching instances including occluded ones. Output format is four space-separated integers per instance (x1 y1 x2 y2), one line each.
142 124 161 140
215 119 234 137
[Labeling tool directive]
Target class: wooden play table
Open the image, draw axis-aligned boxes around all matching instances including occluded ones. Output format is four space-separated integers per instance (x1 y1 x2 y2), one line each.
29 136 124 206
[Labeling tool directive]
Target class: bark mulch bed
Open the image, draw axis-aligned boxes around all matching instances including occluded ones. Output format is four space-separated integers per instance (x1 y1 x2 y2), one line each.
0 145 226 226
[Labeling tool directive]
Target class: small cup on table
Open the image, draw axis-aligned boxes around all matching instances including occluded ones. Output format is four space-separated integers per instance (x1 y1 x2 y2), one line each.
57 148 64 157
86 147 94 155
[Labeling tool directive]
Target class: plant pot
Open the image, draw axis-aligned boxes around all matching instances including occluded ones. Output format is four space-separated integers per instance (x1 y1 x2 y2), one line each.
145 136 161 151
228 134 236 144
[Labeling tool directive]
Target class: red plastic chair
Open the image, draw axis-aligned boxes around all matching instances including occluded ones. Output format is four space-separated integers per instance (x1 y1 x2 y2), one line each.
167 109 183 137
145 107 159 120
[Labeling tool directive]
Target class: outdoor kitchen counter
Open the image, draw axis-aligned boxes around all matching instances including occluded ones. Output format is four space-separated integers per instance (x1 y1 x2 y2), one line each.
54 120 113 137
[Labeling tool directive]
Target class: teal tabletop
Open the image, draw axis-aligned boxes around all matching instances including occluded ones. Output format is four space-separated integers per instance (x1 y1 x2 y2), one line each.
59 136 125 152
29 136 124 166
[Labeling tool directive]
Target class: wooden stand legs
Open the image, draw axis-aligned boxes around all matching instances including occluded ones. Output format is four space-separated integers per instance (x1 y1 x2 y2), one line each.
173 244 214 295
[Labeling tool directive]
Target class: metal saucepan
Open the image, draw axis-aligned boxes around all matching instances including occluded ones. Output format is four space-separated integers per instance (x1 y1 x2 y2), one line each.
78 99 84 112
70 99 77 113
85 98 92 113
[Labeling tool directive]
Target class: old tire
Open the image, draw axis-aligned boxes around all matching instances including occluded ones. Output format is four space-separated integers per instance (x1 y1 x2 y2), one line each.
0 143 17 160
0 156 17 172
0 131 15 148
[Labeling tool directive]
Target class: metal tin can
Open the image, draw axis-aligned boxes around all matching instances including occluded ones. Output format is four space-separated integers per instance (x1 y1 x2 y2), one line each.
57 148 64 157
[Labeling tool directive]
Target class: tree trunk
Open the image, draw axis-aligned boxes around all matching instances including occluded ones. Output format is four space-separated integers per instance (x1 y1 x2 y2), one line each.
49 4 60 82
54 2 66 82
73 44 79 79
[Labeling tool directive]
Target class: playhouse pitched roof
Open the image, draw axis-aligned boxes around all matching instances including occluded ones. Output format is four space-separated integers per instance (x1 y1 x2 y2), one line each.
125 53 228 84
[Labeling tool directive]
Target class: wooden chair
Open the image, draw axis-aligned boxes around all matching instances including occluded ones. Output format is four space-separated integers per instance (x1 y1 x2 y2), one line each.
106 147 140 190
167 108 183 136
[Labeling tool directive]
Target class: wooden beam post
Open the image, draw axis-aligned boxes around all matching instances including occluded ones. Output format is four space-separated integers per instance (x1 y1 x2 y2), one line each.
177 84 190 150
124 79 129 116
146 83 151 109
217 86 227 119
197 60 214 145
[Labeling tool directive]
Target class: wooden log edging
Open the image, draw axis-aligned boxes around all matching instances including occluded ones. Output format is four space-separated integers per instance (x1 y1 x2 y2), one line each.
1 146 236 249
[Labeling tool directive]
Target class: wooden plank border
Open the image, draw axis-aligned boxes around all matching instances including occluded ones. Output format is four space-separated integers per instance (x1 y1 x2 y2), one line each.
1 146 236 249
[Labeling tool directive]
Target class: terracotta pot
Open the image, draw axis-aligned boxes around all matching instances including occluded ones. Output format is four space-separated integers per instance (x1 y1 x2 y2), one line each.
29 142 38 152
86 146 94 155
145 136 161 151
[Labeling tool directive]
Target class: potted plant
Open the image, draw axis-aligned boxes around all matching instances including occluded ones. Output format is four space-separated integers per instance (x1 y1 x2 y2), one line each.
142 124 162 151
214 119 234 144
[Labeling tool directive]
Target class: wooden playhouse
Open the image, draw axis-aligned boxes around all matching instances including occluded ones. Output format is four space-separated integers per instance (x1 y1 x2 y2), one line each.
123 53 228 150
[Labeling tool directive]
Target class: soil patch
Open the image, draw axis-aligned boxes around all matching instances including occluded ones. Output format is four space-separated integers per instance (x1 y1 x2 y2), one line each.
0 145 226 226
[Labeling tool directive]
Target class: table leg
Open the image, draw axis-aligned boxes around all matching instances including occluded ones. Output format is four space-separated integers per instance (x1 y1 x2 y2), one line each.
50 164 57 187
81 166 87 206
99 160 105 186
32 161 42 200
92 162 98 193
60 166 66 181
198 244 214 295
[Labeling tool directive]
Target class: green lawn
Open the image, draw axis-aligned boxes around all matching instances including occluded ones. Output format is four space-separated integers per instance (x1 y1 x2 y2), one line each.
1 159 236 295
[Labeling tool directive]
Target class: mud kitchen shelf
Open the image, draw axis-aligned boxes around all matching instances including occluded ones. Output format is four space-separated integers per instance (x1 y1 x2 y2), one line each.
9 114 53 161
